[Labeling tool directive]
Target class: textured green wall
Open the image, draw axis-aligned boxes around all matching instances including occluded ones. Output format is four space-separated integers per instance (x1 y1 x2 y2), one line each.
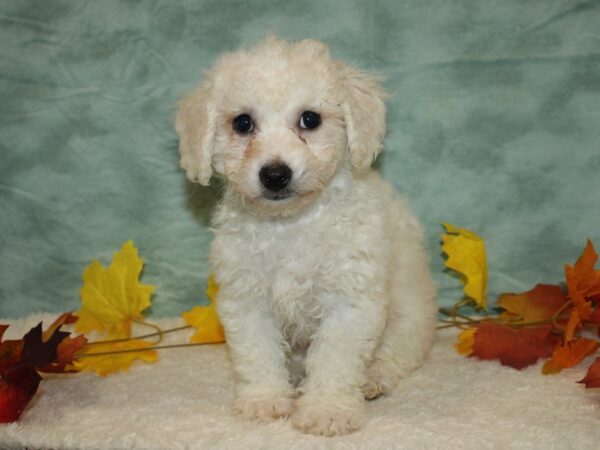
1 0 599 318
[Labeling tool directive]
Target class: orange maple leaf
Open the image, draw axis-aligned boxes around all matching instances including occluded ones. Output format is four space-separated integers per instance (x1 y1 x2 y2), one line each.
41 312 78 343
563 240 600 340
38 334 88 374
564 308 581 342
542 338 599 374
497 284 568 324
570 240 600 299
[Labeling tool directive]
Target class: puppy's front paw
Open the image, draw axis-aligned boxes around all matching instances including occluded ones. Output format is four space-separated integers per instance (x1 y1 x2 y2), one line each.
234 394 293 422
291 403 364 436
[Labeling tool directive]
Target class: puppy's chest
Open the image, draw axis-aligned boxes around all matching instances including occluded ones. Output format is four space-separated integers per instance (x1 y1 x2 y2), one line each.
256 233 321 296
241 229 329 329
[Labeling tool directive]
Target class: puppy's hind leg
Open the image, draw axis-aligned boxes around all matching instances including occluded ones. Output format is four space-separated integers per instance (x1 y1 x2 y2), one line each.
363 246 437 400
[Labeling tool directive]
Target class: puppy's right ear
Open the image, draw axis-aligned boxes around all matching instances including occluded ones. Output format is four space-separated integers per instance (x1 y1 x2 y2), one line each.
175 83 217 185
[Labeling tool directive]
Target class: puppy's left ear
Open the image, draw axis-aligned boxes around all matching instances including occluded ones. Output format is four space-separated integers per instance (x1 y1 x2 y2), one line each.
339 66 388 171
175 83 217 185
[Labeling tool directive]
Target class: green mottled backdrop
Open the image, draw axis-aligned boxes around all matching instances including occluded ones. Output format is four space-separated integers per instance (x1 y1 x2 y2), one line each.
1 0 599 318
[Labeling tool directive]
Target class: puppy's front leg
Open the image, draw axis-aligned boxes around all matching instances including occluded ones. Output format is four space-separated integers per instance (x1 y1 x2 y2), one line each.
219 296 293 421
292 296 385 436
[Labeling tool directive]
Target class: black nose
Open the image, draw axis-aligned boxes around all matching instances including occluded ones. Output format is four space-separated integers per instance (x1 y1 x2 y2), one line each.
259 163 292 192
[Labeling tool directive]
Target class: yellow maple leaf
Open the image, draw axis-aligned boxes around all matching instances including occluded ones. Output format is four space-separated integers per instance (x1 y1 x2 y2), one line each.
441 223 488 310
72 340 158 376
181 275 225 344
455 327 476 356
75 241 155 339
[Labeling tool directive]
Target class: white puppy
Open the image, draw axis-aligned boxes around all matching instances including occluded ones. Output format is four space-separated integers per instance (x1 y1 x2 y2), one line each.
176 36 437 436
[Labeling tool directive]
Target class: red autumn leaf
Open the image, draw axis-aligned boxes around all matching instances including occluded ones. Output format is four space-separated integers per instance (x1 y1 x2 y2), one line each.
0 334 23 375
0 324 41 423
15 322 70 371
31 313 86 374
0 380 30 423
471 323 560 369
588 307 600 327
578 357 600 388
0 319 73 423
542 338 600 374
497 284 568 323
0 367 41 423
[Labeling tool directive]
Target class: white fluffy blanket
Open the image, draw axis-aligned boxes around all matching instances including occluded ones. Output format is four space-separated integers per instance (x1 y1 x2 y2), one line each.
1 314 599 449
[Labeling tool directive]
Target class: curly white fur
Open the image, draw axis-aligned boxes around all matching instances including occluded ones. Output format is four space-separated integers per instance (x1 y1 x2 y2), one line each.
176 36 437 436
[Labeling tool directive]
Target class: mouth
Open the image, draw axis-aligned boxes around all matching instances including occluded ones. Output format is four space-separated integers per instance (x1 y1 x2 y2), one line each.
261 189 295 201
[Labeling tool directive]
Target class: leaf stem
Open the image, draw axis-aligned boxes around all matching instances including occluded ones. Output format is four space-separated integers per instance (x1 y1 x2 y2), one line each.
439 307 478 323
551 300 573 330
85 325 191 346
132 319 164 345
77 341 222 358
437 303 574 330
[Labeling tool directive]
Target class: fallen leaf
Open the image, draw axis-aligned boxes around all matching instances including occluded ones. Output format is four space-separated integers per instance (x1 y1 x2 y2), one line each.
441 223 488 309
58 335 88 366
0 325 29 423
38 335 88 374
497 284 568 324
565 267 592 323
0 332 23 375
76 241 155 339
588 307 600 327
42 312 78 342
578 357 600 388
564 308 581 342
542 338 599 374
455 328 476 356
182 275 225 344
72 340 158 376
571 240 600 299
0 369 41 423
0 320 71 422
471 323 560 369
564 241 600 326
17 322 70 371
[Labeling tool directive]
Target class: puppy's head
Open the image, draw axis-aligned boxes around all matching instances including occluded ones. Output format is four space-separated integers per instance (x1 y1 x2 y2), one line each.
176 36 386 217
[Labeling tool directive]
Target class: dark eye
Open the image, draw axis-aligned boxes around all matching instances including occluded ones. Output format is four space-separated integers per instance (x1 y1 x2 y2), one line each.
299 111 321 130
232 114 254 134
